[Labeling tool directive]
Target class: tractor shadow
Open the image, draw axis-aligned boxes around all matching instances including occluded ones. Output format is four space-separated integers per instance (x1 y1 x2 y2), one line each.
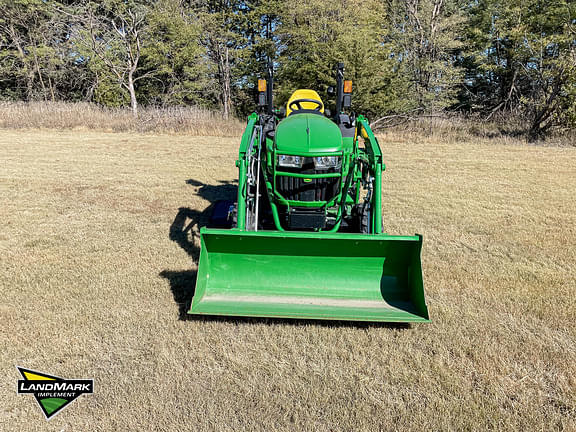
160 179 237 320
160 179 411 329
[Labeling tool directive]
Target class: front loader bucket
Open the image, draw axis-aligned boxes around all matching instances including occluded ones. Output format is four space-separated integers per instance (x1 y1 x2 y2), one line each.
188 229 429 323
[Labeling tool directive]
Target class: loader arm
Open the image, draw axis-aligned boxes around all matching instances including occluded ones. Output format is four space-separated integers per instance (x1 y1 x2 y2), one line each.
355 115 384 234
236 112 260 230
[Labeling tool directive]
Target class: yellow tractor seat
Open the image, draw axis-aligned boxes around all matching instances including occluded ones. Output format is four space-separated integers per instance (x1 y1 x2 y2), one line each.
286 89 324 116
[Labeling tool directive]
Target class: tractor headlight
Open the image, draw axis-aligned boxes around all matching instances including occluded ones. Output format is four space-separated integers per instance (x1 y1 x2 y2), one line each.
314 156 341 170
277 155 303 168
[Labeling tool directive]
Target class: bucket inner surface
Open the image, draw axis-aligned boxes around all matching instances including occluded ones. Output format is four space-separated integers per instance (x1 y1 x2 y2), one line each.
189 230 429 322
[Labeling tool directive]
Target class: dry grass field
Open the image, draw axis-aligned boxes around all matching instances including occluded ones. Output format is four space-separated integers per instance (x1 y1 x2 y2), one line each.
0 102 245 136
1 128 574 431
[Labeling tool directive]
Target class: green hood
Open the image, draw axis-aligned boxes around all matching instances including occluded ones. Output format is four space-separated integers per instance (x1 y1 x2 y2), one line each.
275 113 342 154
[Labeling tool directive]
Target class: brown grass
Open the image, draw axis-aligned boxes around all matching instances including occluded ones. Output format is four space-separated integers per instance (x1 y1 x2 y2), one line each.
375 115 576 147
0 129 574 431
0 101 244 136
2 102 573 146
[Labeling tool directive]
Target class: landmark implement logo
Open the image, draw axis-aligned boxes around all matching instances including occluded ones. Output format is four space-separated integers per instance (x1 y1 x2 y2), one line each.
16 367 94 420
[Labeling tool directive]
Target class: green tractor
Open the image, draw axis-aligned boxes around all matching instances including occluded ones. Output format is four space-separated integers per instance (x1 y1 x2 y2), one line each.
188 64 429 322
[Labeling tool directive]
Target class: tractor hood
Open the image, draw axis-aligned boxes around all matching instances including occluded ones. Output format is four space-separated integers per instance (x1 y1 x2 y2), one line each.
275 114 342 154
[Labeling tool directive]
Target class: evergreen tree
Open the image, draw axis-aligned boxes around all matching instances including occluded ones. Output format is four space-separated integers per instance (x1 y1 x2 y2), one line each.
274 0 409 118
462 0 576 136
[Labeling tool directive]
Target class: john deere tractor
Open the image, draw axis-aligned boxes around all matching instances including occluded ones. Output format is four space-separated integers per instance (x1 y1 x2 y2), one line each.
188 64 429 322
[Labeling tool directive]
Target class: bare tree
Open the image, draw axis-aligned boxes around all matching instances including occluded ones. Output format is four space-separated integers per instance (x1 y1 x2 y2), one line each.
197 1 238 119
212 40 231 119
390 0 464 111
72 4 150 116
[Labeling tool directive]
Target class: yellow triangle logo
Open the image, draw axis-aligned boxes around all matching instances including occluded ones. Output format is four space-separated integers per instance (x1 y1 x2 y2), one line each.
22 371 56 381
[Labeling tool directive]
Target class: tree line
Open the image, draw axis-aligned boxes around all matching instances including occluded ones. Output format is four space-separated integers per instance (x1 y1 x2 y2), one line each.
1 0 574 138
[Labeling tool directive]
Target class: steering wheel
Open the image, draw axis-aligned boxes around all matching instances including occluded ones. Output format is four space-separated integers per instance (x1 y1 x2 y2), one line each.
288 98 323 113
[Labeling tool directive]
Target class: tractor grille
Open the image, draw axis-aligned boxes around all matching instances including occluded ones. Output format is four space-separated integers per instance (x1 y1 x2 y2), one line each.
276 163 340 202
